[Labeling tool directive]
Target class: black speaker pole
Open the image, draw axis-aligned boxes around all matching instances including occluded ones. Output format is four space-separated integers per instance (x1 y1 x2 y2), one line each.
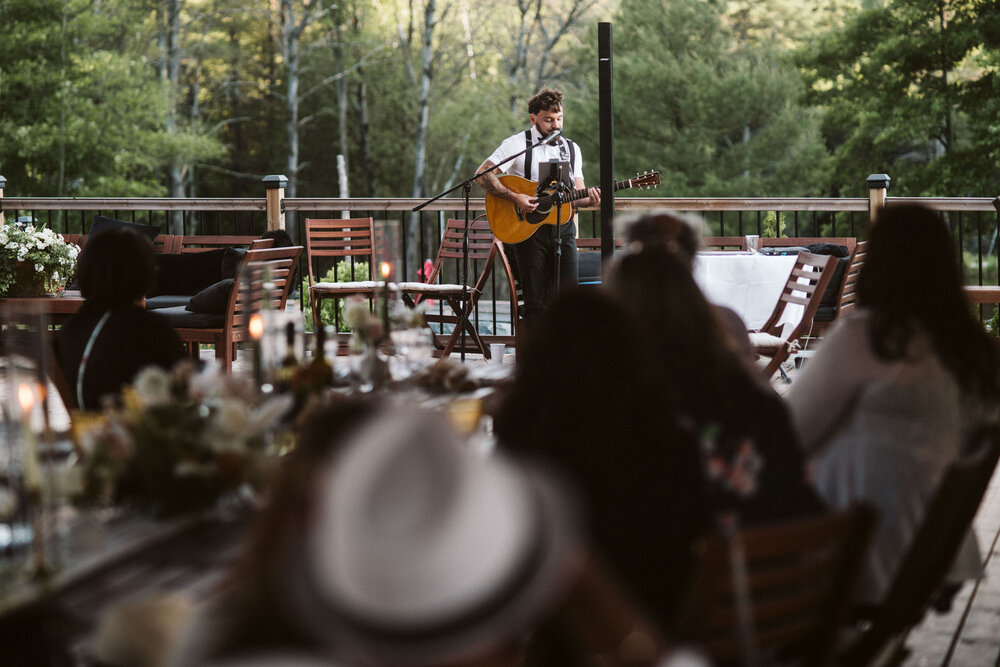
598 22 614 263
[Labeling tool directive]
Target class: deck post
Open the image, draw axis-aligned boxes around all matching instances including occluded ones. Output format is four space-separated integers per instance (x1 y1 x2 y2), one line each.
262 174 288 232
866 173 890 223
0 175 6 227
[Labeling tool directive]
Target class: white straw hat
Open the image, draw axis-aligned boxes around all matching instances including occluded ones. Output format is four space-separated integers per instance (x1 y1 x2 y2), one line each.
280 406 581 665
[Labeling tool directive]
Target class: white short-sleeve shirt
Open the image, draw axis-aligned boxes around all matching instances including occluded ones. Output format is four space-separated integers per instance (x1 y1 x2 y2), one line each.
487 126 584 183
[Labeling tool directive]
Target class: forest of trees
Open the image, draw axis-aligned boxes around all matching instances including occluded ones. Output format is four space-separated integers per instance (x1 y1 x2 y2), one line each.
1 0 997 205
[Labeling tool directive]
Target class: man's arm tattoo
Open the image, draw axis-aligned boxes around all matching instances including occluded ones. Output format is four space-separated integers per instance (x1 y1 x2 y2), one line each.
476 162 514 200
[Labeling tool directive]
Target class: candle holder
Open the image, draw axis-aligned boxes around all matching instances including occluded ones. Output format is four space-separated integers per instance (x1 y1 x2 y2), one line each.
0 301 56 578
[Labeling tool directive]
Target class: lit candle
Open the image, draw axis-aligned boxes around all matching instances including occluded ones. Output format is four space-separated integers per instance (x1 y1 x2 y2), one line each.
249 313 265 388
17 382 40 496
380 261 392 340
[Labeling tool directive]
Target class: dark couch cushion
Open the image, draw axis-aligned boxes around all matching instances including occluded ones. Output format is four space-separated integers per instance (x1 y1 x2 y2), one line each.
146 295 192 310
90 215 161 241
151 249 227 296
155 305 226 329
814 256 850 322
805 242 849 258
221 247 247 279
578 251 603 284
186 279 234 315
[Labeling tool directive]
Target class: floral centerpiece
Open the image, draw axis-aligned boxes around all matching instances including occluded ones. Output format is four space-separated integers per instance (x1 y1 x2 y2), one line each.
78 362 292 517
0 222 79 297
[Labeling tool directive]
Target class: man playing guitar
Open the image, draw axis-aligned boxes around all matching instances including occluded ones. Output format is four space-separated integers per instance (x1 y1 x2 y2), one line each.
475 87 600 326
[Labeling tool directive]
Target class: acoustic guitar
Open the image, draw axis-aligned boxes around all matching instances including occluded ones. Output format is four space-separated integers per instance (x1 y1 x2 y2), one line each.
486 171 660 244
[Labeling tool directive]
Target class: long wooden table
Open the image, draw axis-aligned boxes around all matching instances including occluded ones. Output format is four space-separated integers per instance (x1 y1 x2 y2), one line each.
0 291 85 325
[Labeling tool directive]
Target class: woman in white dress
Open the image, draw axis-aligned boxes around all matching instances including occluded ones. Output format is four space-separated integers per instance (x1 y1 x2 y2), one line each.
786 202 1000 604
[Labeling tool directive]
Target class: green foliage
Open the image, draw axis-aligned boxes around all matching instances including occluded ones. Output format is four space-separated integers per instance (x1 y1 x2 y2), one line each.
568 0 833 197
0 0 996 207
798 0 999 196
307 260 371 332
0 0 224 198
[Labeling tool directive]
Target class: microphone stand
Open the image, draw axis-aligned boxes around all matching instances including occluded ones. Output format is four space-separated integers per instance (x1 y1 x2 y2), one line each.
413 131 559 362
550 163 573 294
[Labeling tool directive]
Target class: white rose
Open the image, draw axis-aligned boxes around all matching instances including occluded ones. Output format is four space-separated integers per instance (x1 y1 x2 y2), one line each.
133 366 172 406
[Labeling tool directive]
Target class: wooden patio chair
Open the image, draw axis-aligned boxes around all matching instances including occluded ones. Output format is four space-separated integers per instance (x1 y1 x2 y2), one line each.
836 422 1000 666
676 505 876 666
304 217 377 333
808 240 868 339
172 245 303 371
492 238 524 350
747 251 838 380
395 218 502 359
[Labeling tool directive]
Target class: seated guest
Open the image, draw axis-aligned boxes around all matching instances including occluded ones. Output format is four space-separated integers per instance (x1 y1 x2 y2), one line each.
494 287 711 635
169 397 583 666
605 234 825 526
623 211 754 361
786 203 1000 603
54 225 186 410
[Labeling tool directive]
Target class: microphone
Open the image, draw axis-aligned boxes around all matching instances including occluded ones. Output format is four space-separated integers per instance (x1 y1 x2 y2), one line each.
542 128 562 145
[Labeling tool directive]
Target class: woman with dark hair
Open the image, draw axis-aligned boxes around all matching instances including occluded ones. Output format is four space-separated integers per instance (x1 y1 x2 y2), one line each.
604 238 824 527
494 287 711 635
54 225 185 410
787 202 1000 603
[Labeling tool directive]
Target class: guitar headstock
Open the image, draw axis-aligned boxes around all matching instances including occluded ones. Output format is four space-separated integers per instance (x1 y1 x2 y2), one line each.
631 171 660 190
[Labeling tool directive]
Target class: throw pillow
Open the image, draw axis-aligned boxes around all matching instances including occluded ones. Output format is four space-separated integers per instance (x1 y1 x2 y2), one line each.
221 247 247 279
151 249 228 296
90 215 161 242
186 278 235 314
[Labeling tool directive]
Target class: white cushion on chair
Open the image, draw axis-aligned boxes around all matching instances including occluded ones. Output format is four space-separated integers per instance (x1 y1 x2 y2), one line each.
396 281 466 295
312 281 381 291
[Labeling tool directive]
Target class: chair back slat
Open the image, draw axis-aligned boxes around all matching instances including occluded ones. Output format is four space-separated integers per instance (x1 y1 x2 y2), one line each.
678 505 876 665
179 234 261 253
304 218 375 284
836 240 867 318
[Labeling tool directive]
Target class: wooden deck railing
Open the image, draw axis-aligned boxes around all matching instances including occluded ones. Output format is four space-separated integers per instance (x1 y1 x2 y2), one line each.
2 174 997 336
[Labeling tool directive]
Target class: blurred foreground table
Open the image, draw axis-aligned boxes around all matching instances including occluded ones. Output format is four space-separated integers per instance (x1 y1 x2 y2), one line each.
0 506 248 666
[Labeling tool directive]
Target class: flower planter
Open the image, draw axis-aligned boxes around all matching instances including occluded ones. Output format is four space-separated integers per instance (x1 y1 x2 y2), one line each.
2 261 57 297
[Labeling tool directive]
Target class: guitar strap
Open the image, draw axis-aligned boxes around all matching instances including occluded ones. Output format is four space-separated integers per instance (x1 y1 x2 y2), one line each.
524 130 576 181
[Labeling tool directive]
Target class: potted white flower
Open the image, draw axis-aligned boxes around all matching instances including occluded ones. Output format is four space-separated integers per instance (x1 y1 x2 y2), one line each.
0 222 80 297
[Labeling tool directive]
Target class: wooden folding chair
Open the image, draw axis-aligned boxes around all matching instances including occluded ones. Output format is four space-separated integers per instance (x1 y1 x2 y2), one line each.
747 251 837 379
304 218 377 333
395 218 499 359
173 245 303 371
807 240 868 339
676 505 876 666
837 422 1000 666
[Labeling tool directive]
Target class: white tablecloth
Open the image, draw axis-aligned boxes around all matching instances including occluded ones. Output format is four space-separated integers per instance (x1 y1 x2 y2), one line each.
693 252 798 330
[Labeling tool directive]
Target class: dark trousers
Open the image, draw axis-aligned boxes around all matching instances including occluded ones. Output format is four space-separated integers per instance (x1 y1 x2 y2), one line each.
513 221 578 324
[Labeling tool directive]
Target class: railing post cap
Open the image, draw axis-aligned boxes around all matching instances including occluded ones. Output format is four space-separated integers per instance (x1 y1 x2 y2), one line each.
262 174 288 189
993 196 1000 212
866 173 891 190
0 175 6 188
